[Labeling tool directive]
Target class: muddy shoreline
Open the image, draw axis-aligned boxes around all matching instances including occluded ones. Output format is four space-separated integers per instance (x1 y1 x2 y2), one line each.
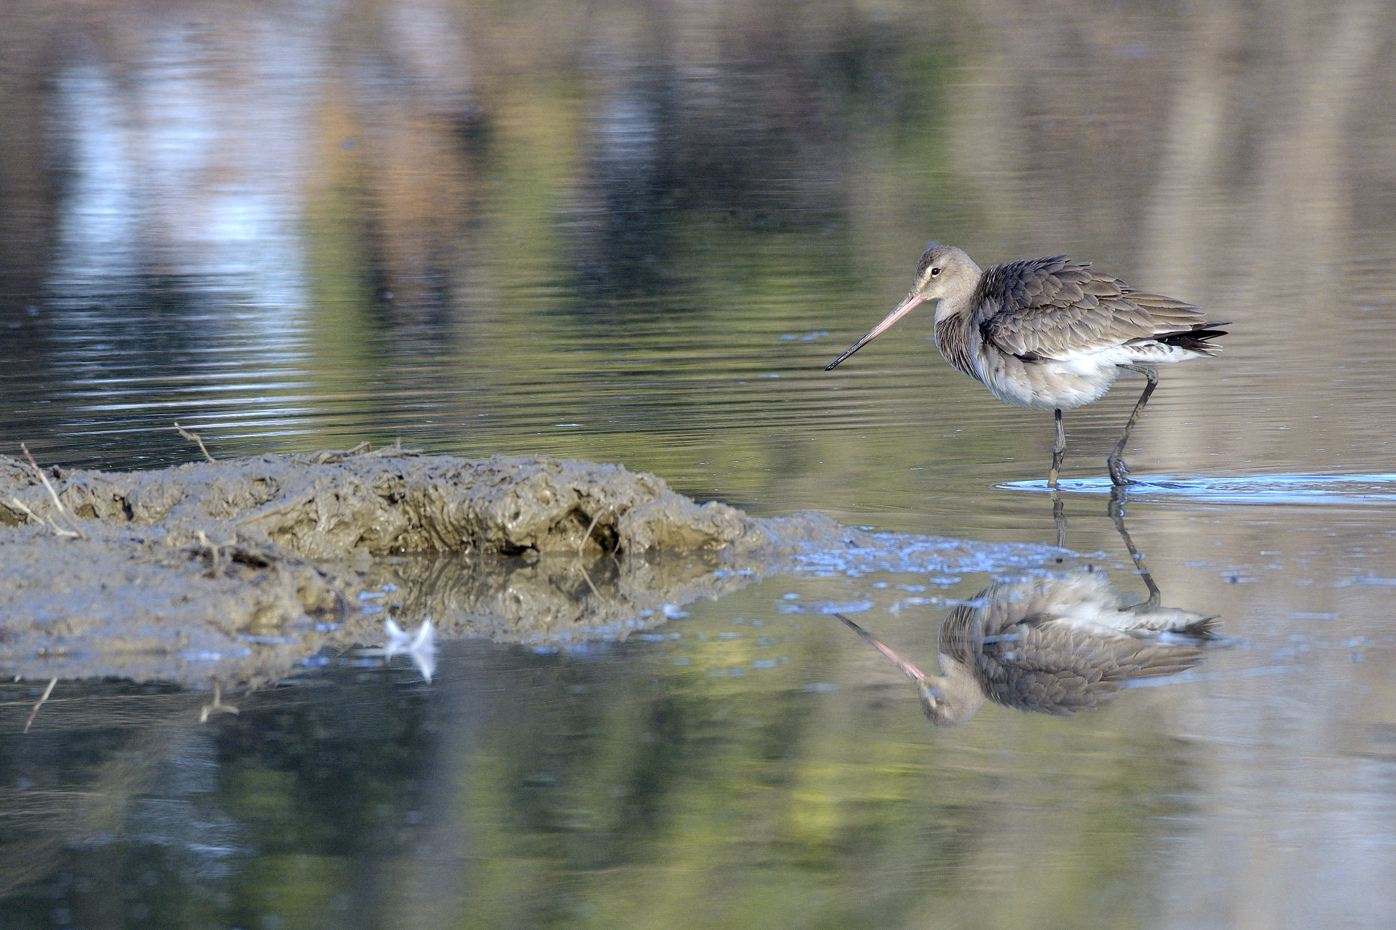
0 448 853 684
0 447 1066 692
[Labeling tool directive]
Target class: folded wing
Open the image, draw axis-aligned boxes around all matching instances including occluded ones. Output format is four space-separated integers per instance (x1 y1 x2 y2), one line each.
976 256 1207 361
976 619 1205 714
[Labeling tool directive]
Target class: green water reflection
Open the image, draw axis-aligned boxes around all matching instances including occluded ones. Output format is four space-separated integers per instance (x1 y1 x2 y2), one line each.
0 608 1204 929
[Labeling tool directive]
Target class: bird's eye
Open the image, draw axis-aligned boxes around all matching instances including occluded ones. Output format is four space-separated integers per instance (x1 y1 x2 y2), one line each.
930 267 941 277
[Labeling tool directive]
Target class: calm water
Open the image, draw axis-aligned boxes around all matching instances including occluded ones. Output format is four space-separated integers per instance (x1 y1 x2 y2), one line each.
2 1 1396 927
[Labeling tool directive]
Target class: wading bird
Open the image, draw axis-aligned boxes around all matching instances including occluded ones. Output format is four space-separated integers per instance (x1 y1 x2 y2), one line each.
825 243 1227 486
836 568 1215 725
835 499 1217 725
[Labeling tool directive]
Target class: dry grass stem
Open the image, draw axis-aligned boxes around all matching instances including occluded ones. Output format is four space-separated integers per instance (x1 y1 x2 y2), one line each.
196 530 224 576
577 512 602 556
13 445 84 539
173 422 216 463
573 558 602 599
199 682 239 723
7 497 81 539
21 444 70 516
23 678 58 733
359 438 408 458
309 440 414 465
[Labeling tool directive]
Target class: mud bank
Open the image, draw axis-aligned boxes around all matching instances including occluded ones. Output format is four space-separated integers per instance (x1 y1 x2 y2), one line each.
0 550 782 687
0 448 801 559
0 448 852 682
0 448 1067 689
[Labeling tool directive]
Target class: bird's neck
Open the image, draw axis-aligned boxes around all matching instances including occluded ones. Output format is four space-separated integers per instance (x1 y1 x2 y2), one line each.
933 312 982 383
930 266 986 382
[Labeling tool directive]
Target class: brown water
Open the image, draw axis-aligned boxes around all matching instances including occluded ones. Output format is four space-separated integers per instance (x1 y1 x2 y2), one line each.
2 1 1396 927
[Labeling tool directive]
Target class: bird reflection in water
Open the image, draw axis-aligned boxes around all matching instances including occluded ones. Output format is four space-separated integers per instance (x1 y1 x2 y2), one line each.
837 499 1217 725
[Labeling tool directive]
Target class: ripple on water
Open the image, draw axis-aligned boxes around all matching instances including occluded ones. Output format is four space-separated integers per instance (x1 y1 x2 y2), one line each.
1000 473 1396 506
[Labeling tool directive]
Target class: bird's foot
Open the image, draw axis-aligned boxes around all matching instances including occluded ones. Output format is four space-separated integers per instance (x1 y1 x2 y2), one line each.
1107 484 1128 519
1107 455 1131 487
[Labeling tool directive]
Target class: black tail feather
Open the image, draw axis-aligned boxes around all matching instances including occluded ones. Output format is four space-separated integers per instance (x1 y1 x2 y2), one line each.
1181 615 1221 639
1157 323 1228 354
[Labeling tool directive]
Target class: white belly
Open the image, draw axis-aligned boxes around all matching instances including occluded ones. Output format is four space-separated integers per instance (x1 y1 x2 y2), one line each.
936 321 1204 411
975 350 1123 411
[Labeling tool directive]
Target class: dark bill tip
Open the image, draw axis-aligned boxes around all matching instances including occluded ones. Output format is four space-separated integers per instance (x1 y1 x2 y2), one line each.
824 333 875 371
822 292 926 373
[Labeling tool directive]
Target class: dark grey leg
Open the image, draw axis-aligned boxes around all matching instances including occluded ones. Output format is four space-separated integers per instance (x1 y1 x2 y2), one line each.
1052 490 1067 549
1049 408 1066 488
1107 367 1158 487
1109 488 1161 608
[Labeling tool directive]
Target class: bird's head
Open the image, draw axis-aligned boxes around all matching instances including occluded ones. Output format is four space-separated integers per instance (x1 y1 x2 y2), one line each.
825 242 982 370
914 659 984 727
833 612 985 727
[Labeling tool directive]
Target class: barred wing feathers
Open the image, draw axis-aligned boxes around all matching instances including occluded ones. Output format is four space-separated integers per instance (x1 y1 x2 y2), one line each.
975 256 1213 361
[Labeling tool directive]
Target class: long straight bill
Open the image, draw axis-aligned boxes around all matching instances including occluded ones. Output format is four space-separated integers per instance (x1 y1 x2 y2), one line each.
824 292 926 370
832 613 928 684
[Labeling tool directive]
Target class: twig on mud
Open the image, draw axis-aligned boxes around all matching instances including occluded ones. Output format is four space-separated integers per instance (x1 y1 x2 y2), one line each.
196 530 224 577
21 444 69 516
358 438 407 458
311 441 372 463
7 497 81 539
577 508 612 557
173 422 216 463
14 444 84 539
23 678 57 733
199 681 239 723
310 439 413 464
234 499 300 530
572 558 603 599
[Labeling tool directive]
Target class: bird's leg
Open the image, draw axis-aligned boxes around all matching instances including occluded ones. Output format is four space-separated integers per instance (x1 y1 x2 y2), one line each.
1051 490 1068 549
1107 367 1158 487
1109 489 1161 609
1049 409 1066 489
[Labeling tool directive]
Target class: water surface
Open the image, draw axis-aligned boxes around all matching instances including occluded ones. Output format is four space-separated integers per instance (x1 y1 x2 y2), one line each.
1 1 1394 927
